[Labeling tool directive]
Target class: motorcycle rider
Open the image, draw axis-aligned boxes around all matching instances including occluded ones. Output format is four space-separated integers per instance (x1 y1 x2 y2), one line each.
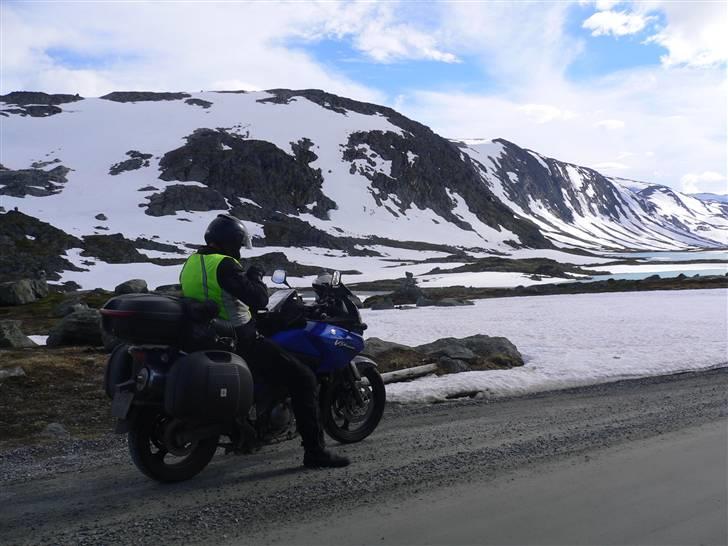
179 214 350 468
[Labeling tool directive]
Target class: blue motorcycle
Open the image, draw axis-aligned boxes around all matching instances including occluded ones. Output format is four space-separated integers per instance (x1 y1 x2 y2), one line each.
101 270 386 482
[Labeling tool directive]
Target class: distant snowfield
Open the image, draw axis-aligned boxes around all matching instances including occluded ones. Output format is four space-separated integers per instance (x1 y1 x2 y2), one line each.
363 289 728 403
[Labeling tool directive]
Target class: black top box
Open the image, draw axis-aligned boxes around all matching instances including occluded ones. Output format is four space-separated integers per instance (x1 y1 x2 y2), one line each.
101 294 218 345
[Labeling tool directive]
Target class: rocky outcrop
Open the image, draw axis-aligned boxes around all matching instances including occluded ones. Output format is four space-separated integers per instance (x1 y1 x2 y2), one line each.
81 233 149 264
134 237 184 254
114 279 148 295
0 92 83 117
100 91 190 103
144 184 228 216
0 164 71 197
427 257 601 278
0 320 37 348
364 334 523 374
158 128 336 220
390 272 424 304
47 308 103 347
243 252 327 277
0 210 82 281
185 98 212 108
109 151 153 175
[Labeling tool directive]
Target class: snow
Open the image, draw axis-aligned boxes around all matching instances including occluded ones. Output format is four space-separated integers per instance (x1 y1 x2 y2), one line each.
363 289 728 403
28 335 48 346
602 262 728 275
417 271 575 288
461 141 726 251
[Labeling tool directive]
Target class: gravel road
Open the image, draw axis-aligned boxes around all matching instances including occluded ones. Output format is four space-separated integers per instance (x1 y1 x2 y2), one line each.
1 368 726 546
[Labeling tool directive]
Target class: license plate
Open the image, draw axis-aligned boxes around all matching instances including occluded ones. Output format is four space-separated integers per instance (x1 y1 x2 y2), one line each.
111 390 134 419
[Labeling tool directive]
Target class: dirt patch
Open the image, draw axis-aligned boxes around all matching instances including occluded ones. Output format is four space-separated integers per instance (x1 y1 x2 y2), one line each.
0 346 112 447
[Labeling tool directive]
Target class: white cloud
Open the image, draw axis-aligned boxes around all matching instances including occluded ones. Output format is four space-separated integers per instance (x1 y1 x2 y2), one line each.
519 104 577 124
0 0 724 194
645 3 728 67
595 119 625 129
582 10 654 36
593 161 630 170
398 65 726 188
680 172 728 194
0 2 384 101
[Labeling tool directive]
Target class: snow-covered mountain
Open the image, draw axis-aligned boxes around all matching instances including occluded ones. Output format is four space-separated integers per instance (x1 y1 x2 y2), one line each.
462 139 728 250
1 89 726 286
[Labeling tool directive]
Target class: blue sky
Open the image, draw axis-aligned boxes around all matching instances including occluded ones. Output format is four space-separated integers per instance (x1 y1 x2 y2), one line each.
1 0 726 193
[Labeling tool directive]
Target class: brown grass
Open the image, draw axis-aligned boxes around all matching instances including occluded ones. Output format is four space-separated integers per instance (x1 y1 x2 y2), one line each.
0 346 113 446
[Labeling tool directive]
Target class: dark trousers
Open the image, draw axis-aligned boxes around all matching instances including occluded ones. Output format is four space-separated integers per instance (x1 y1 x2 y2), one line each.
237 333 323 452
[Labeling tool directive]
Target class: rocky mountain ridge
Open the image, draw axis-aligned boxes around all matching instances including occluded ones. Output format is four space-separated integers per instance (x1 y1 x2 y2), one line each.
1 89 726 286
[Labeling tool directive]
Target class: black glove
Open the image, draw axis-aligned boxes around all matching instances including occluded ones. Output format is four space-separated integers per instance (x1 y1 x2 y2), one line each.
245 265 265 282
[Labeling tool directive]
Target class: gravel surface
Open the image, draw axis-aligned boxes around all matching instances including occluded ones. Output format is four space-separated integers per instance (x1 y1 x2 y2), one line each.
1 368 726 546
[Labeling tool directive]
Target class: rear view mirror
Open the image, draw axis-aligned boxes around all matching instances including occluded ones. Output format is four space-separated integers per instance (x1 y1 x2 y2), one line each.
271 270 287 285
331 271 341 287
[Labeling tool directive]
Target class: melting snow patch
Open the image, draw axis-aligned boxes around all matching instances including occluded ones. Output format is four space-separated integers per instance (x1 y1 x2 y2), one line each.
364 289 728 403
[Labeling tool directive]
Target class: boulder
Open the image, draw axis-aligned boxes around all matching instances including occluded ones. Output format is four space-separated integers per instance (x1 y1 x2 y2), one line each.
434 298 474 307
154 283 183 296
0 365 26 380
437 356 470 374
114 279 148 295
363 337 411 359
30 278 49 298
42 422 71 439
370 297 395 310
0 279 37 305
0 320 37 348
47 308 103 347
459 335 524 368
53 294 88 317
416 337 477 361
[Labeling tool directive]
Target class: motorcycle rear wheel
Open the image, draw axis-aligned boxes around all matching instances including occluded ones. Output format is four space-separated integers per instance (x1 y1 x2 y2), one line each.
128 411 219 482
322 366 386 444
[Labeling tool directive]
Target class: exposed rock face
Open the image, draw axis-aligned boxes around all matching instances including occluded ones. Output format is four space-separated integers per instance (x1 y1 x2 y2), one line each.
134 237 184 254
244 252 326 277
100 91 190 102
0 92 83 117
80 233 185 266
185 98 213 108
427 257 604 278
0 164 71 197
114 279 148 295
0 320 37 348
144 184 228 216
47 308 103 347
485 138 644 225
158 128 336 220
82 233 148 264
109 151 153 175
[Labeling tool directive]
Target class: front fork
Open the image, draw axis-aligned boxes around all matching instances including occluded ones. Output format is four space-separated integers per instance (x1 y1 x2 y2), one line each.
346 361 366 405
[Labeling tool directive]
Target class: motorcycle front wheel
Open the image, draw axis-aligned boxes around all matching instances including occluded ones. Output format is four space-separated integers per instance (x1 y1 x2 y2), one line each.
322 366 386 444
128 411 219 483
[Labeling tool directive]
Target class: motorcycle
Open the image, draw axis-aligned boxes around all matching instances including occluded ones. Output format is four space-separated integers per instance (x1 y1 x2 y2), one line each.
101 270 385 482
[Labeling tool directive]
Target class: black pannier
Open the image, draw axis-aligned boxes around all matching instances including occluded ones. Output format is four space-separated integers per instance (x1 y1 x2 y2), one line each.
164 350 253 420
101 294 219 345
